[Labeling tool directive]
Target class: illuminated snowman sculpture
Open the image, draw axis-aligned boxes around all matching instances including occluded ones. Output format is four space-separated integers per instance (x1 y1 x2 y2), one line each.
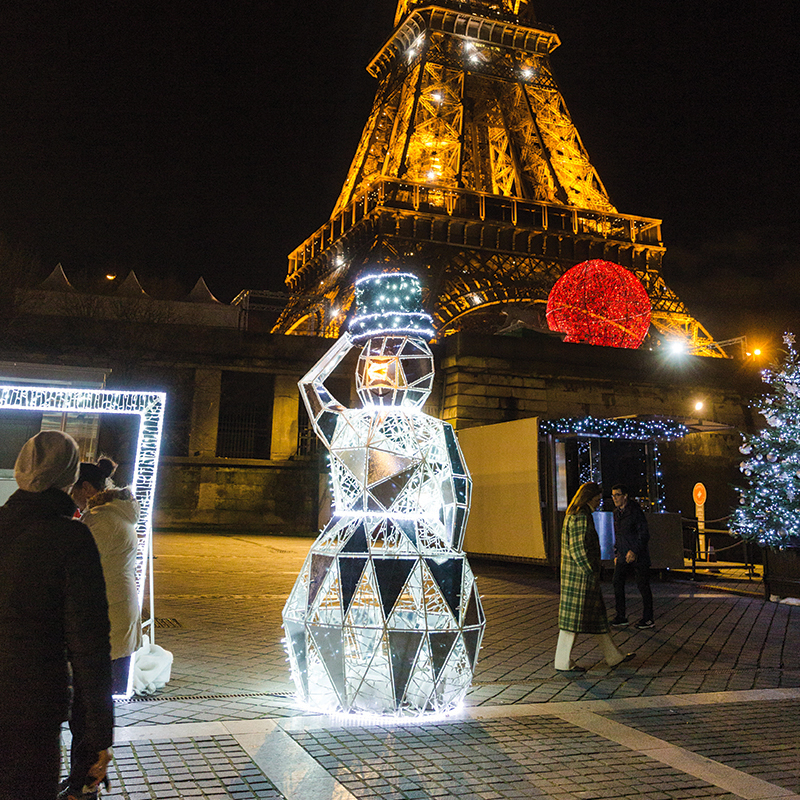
282 272 485 716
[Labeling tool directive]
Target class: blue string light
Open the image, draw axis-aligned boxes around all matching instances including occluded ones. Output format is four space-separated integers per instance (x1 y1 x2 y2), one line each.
539 416 689 441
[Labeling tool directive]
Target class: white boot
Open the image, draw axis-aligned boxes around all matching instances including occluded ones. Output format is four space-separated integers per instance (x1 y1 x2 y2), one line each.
554 629 577 670
598 633 628 666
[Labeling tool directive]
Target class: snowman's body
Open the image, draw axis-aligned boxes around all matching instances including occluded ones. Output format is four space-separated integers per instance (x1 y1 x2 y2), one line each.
282 333 485 715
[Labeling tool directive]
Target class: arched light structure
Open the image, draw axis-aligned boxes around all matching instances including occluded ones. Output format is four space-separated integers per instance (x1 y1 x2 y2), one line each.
0 385 165 699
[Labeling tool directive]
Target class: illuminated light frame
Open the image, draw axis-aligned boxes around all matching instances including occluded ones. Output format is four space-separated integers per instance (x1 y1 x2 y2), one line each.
0 384 166 699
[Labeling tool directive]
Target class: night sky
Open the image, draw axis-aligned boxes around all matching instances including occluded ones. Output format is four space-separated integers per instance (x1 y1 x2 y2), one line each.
0 1 796 347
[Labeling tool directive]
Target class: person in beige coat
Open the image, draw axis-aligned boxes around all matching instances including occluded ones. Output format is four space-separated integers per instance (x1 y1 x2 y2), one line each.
84 486 142 692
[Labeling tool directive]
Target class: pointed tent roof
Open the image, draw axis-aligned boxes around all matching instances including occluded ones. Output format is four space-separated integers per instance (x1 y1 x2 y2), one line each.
38 263 77 292
184 276 223 304
115 271 149 297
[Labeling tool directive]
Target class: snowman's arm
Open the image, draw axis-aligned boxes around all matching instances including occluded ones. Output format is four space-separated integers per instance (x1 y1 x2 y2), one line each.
442 423 472 550
298 332 353 449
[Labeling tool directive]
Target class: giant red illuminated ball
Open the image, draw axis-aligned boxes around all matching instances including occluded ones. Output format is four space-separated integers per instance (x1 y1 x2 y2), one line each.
546 260 651 348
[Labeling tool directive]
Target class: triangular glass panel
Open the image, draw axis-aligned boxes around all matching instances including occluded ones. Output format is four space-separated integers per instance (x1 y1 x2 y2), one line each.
308 624 346 707
386 561 424 630
283 620 308 698
370 466 416 510
421 564 456 629
341 521 368 554
342 624 383 707
429 630 458 681
402 634 435 713
434 636 471 708
302 384 323 420
424 557 463 619
317 410 338 443
374 558 416 619
335 448 368 485
443 425 466 475
367 449 415 486
462 627 484 672
305 630 340 710
307 554 334 610
388 629 424 706
394 518 417 547
463 583 482 627
350 632 395 714
345 559 382 628
283 554 311 621
404 389 427 406
366 490 386 512
329 412 359 449
338 555 367 616
308 562 342 626
400 338 426 356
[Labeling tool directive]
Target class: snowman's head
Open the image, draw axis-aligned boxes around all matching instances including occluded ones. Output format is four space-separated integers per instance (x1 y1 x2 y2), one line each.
356 336 434 408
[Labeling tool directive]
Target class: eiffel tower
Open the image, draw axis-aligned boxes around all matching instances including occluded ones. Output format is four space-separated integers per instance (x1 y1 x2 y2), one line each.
273 0 723 356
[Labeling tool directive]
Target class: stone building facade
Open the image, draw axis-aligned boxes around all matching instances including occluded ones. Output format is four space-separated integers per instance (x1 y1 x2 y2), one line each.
1 271 761 534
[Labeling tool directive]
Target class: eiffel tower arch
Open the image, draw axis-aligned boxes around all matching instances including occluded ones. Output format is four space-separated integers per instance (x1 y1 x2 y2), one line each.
273 0 723 357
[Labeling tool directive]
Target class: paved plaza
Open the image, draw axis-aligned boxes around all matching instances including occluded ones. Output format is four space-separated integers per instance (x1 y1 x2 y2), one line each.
72 533 800 799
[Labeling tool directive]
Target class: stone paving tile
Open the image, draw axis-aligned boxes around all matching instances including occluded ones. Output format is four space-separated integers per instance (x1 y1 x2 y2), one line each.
600 699 800 793
109 534 800 727
61 736 284 799
288 716 743 800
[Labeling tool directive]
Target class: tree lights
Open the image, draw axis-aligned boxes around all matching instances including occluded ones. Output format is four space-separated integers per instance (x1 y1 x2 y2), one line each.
732 334 800 547
282 272 485 717
545 260 652 349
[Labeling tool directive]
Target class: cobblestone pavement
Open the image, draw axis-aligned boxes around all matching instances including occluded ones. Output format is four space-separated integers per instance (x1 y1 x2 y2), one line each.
73 533 800 799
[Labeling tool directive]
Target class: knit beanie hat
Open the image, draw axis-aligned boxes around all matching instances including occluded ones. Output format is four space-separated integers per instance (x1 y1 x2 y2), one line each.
14 430 81 492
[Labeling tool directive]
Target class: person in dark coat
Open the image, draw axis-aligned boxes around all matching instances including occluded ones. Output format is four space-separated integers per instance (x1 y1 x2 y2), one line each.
0 431 114 800
555 482 634 672
610 483 654 629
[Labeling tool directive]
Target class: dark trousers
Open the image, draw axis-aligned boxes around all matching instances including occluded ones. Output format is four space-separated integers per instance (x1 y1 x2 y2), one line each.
613 558 653 621
0 720 61 800
67 656 128 788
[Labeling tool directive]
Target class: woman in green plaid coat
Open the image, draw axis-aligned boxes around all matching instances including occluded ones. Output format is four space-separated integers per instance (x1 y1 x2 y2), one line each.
555 482 633 672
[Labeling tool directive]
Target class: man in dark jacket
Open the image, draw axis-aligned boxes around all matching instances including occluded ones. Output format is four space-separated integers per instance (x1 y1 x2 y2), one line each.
610 483 654 630
0 431 113 800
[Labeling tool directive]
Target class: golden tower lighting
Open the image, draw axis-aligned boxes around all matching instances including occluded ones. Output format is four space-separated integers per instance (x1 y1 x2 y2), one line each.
274 0 723 357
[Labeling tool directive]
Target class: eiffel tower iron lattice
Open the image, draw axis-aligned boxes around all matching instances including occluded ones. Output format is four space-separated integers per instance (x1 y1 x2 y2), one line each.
273 0 724 357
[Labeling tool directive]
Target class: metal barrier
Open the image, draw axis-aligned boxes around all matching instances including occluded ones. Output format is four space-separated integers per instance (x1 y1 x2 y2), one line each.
681 516 760 581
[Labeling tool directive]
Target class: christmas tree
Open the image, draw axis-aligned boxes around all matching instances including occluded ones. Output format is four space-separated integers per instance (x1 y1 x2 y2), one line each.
732 333 800 547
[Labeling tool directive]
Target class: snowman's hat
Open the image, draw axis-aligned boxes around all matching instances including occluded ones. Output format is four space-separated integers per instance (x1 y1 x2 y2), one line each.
348 271 435 343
